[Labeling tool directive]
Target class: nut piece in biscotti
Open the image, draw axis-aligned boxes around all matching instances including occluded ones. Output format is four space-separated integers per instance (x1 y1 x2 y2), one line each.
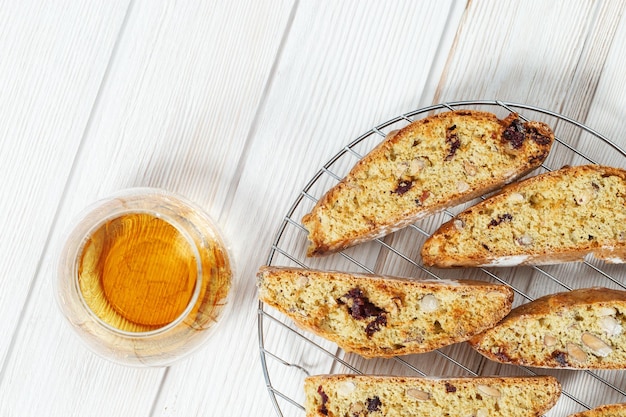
302 110 554 256
568 403 626 417
421 164 626 268
257 266 514 358
304 374 561 417
469 287 626 369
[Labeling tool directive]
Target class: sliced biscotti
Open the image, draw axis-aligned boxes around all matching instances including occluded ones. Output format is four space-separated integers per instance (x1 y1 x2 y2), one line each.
421 164 626 267
469 287 626 369
257 266 513 358
302 110 554 256
569 403 626 417
305 374 561 417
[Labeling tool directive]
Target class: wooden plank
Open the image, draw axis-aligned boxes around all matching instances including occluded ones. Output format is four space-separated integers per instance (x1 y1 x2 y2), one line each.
435 0 609 110
581 2 626 167
0 1 295 416
150 1 461 416
0 0 130 365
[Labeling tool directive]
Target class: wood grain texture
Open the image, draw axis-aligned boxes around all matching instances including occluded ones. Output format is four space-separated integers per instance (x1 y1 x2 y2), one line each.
582 4 626 169
160 1 460 416
0 1 294 416
435 0 616 110
0 0 130 366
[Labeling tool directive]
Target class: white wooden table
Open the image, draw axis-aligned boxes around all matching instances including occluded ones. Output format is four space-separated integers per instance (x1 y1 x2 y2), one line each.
2 1 626 416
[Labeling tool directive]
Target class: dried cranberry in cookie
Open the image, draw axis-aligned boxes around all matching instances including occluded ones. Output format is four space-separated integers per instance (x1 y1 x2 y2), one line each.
302 110 554 256
422 165 626 267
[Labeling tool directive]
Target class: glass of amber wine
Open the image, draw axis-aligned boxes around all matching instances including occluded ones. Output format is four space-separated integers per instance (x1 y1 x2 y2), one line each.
56 188 233 366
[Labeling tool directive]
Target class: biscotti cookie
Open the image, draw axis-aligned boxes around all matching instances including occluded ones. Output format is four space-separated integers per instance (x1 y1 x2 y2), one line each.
569 403 626 417
257 266 513 358
469 287 626 369
421 164 626 267
305 374 561 417
302 110 554 256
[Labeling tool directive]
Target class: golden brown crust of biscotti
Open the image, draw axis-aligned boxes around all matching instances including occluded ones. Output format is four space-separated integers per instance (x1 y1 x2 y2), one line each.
305 374 561 417
568 403 626 417
469 288 626 369
257 266 513 358
421 164 626 268
302 110 554 256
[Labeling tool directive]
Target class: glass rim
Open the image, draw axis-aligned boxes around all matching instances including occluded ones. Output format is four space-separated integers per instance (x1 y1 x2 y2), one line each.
71 207 204 338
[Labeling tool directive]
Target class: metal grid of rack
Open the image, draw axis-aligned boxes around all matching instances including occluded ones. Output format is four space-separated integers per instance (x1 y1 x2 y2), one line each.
258 100 626 416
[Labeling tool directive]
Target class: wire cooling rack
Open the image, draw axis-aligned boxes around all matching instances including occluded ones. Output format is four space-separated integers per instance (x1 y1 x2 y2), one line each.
258 100 626 416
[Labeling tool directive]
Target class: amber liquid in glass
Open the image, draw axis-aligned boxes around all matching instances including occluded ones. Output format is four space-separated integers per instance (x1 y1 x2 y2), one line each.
78 213 198 332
